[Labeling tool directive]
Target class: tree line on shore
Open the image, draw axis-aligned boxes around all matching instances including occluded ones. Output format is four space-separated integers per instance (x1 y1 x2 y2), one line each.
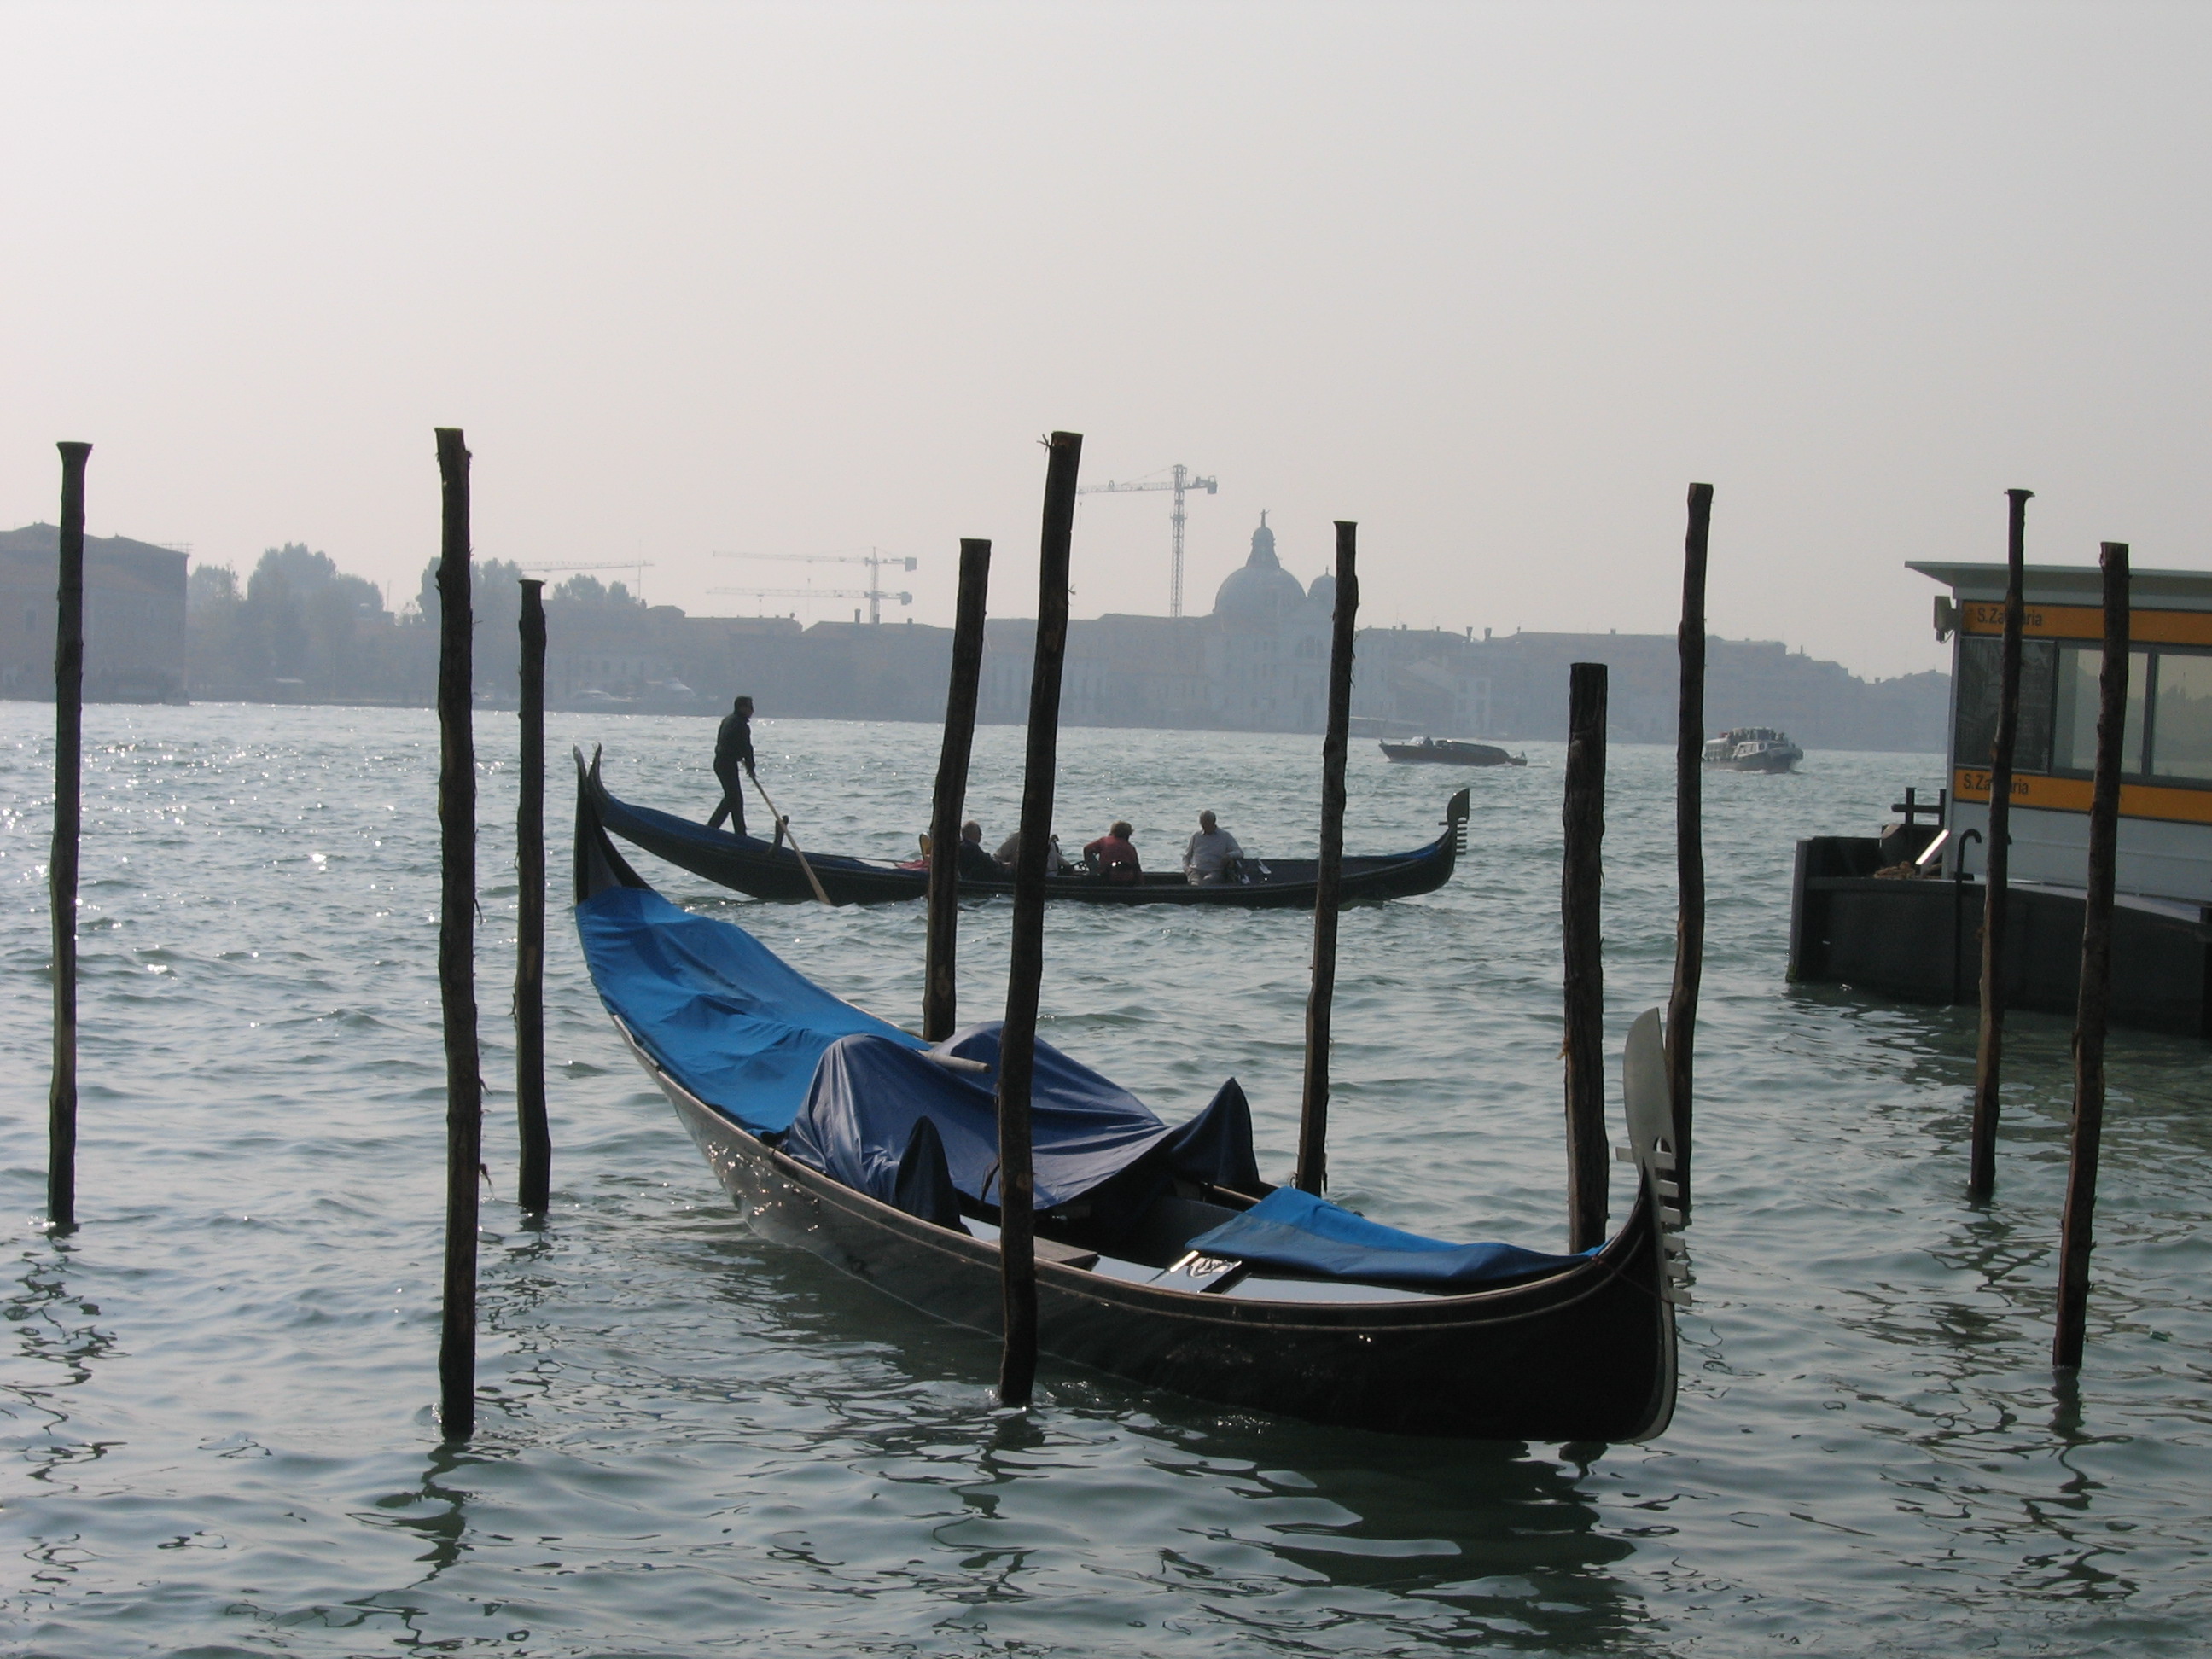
187 544 642 701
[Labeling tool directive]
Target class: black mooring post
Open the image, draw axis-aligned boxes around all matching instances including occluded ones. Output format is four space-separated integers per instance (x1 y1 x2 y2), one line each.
1970 490 2033 1204
49 441 90 1235
2053 541 2128 1371
434 428 481 1441
1563 661 1610 1254
997 432 1081 1407
924 538 992 1043
515 578 550 1214
1294 521 1359 1196
1668 484 1709 1220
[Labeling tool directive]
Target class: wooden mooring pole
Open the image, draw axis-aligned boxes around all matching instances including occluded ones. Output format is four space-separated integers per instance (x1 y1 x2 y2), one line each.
2053 541 2128 1371
924 538 992 1042
1563 661 1610 1253
1969 490 2033 1204
996 431 1081 1407
434 428 481 1440
515 578 550 1214
1294 521 1359 1196
1668 484 1709 1220
49 441 90 1235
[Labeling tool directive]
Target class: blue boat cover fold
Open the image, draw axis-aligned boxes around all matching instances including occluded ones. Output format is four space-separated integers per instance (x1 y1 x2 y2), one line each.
892 1115 963 1230
577 885 1260 1235
783 1024 1259 1235
576 886 925 1133
1185 1187 1592 1287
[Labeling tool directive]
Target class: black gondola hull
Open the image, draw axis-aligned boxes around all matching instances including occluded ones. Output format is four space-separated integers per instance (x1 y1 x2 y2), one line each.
650 1057 1674 1441
585 753 1469 908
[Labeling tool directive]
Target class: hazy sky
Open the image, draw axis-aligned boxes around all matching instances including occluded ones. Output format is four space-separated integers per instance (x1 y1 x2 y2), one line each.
5 2 2206 678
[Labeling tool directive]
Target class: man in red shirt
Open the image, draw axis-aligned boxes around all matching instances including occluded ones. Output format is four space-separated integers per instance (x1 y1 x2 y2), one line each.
1083 820 1143 883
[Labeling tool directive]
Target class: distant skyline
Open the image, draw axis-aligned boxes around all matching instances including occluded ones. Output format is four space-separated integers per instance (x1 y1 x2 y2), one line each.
5 2 2206 679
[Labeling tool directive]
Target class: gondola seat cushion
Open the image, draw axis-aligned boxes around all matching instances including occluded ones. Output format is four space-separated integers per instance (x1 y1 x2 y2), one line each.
1185 1187 1592 1288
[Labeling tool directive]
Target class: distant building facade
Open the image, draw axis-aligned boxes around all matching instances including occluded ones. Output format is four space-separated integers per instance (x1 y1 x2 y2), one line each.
0 523 188 702
659 515 1947 752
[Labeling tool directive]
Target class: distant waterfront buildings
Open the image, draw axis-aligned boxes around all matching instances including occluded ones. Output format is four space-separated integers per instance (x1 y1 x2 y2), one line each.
0 515 1947 751
0 523 188 701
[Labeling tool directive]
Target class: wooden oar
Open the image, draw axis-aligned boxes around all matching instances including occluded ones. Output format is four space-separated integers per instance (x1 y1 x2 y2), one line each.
747 771 832 905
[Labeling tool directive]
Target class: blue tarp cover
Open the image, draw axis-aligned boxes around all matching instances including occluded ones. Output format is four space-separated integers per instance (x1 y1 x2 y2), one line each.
577 887 1259 1229
784 1026 1258 1227
576 886 923 1133
1185 1187 1591 1287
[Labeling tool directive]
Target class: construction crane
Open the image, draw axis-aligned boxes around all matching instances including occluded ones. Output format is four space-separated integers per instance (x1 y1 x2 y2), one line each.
1075 465 1217 619
713 549 918 625
515 560 656 602
707 585 913 622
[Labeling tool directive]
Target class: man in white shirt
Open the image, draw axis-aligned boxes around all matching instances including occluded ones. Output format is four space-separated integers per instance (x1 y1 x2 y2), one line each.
1183 810 1243 884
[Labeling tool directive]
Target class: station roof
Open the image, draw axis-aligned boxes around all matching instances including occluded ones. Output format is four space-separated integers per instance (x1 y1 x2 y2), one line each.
1909 561 2212 612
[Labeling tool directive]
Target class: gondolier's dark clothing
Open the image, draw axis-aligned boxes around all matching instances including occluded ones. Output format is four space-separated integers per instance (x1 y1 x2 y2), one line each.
707 710 756 835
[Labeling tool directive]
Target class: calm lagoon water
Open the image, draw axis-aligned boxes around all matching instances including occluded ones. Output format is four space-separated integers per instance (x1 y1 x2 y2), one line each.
2 703 2208 1657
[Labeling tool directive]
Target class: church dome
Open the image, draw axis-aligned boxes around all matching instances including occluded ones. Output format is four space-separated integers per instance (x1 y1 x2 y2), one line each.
1213 513 1307 619
1307 572 1336 612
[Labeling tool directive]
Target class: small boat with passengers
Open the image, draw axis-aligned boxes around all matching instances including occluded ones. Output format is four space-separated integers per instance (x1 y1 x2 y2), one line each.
573 753 1686 1440
1379 736 1528 767
1702 727 1802 772
580 748 1470 909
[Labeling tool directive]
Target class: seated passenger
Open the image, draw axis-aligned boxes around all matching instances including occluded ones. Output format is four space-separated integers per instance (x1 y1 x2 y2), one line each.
1083 820 1143 884
1183 809 1243 885
955 820 1001 882
995 830 1072 875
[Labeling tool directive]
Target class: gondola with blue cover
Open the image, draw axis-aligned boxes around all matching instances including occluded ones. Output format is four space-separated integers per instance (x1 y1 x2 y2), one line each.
573 751 1686 1441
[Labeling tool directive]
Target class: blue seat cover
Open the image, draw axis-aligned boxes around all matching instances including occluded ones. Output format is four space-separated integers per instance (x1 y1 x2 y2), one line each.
576 886 923 1133
1185 1187 1591 1287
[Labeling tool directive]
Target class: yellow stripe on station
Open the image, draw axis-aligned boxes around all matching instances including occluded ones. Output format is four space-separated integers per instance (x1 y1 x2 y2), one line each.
1953 767 2212 825
1959 602 2212 646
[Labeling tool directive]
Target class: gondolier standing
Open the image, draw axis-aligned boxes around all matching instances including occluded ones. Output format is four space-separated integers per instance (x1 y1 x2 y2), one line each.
707 696 758 836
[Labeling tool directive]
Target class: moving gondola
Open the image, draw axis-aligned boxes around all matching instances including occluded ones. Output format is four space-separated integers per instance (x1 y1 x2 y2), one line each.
573 753 1686 1441
1379 737 1528 767
580 748 1470 908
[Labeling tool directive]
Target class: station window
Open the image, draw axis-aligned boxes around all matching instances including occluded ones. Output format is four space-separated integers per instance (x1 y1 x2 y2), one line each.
2050 645 2149 775
1953 636 2054 771
2025 642 2212 784
2151 650 2212 781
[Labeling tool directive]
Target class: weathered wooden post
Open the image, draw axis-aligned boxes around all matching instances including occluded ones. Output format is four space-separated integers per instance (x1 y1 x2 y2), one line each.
1563 661 1609 1253
1969 490 2033 1203
515 577 550 1214
48 441 90 1235
1294 521 1359 1196
924 538 992 1041
2053 541 2128 1371
1668 484 1709 1219
434 428 481 1440
996 431 1082 1407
